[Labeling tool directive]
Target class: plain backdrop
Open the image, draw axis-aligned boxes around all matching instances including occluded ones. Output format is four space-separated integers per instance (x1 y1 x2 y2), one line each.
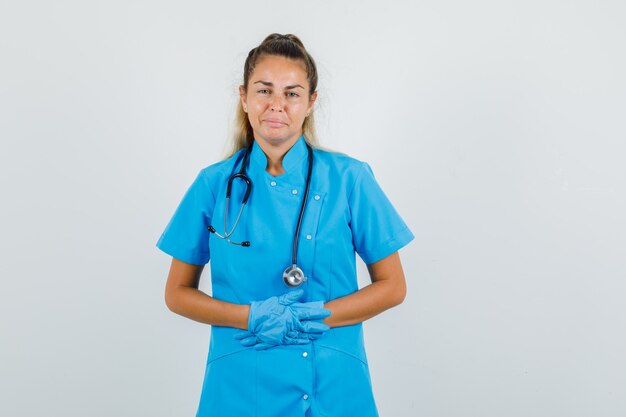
1 1 625 416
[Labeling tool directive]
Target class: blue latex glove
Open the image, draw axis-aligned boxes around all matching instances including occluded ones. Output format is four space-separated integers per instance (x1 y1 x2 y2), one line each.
235 301 329 350
233 289 331 350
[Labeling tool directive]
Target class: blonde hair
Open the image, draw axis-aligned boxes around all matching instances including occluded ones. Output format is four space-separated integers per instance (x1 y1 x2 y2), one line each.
225 33 321 158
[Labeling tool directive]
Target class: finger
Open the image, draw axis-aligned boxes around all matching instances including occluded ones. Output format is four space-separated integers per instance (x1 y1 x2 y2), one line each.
294 306 332 321
286 330 300 339
287 330 322 341
233 330 255 340
292 300 324 309
284 332 312 345
300 321 330 333
290 301 330 315
302 329 325 338
279 289 305 305
238 336 259 347
253 342 275 351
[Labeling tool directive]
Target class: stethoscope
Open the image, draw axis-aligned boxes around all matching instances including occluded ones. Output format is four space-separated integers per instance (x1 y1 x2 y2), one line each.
208 140 314 288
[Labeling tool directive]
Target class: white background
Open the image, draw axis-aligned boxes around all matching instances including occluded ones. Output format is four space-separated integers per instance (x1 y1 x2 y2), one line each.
1 1 625 416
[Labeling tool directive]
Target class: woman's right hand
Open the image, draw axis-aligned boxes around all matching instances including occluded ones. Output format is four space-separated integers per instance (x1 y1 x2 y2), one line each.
233 289 331 350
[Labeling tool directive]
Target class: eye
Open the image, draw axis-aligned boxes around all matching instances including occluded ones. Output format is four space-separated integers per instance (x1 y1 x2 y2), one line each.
258 89 269 94
287 92 299 97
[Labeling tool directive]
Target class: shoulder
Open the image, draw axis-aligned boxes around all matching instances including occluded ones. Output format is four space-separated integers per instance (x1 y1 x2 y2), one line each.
312 146 373 186
196 150 245 184
186 150 245 201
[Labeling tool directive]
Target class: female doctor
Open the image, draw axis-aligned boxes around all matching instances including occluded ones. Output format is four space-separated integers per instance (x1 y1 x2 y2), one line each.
156 33 414 417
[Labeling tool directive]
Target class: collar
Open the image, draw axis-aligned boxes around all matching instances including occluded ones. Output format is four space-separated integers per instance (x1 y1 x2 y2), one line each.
249 134 309 178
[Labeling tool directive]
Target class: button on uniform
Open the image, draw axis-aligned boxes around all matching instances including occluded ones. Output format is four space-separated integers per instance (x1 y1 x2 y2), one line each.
302 351 308 358
270 181 277 187
314 195 320 201
292 189 298 195
303 394 309 400
306 234 312 240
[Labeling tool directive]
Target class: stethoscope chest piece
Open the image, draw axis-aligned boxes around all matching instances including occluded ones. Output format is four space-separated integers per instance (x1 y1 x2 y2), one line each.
283 264 307 288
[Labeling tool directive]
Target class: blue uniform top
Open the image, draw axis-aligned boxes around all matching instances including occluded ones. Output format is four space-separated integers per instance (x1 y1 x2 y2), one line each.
156 134 414 417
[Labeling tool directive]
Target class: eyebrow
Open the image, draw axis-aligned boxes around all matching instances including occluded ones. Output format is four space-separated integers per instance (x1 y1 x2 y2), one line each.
253 80 305 90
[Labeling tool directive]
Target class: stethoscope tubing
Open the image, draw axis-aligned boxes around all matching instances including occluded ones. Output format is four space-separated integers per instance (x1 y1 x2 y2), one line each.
291 142 313 266
208 139 314 285
208 145 253 246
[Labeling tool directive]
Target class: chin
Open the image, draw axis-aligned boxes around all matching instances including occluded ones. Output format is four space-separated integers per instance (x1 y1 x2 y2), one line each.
258 131 293 145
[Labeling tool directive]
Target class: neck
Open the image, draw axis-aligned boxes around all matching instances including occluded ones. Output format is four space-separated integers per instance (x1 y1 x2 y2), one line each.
255 134 300 176
266 157 285 176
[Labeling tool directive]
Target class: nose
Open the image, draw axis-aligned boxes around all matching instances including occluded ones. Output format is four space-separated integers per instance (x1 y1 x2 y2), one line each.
270 94 284 112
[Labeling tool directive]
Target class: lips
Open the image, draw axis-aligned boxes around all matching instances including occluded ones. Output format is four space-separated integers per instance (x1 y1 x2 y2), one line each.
265 119 286 125
264 118 286 126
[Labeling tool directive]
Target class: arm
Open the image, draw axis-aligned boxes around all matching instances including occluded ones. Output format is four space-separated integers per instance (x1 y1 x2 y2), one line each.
322 251 407 328
164 258 251 330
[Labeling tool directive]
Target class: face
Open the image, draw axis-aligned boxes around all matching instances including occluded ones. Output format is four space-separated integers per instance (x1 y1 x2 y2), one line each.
240 55 317 147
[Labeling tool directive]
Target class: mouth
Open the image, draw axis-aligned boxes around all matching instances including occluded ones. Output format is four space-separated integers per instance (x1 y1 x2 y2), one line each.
263 118 286 128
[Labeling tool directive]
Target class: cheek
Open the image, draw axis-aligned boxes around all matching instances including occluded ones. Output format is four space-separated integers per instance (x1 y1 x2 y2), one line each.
250 100 268 112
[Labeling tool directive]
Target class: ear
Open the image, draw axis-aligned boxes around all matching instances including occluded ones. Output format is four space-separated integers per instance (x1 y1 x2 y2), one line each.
239 85 247 110
308 90 318 113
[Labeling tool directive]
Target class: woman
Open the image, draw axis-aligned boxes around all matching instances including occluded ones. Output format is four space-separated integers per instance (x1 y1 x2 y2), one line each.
156 33 414 417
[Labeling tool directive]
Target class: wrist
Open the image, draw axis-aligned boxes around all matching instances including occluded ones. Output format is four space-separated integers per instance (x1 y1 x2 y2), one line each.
242 304 252 330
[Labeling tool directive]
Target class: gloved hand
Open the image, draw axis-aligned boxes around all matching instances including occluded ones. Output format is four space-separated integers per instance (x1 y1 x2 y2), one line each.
233 289 332 350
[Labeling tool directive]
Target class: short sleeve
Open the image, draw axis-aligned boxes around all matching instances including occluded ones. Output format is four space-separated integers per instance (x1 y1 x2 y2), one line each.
155 169 215 265
348 161 415 264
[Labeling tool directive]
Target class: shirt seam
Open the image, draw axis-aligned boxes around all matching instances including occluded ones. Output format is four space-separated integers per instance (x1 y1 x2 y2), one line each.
206 346 250 365
198 168 217 204
346 161 367 204
314 342 369 367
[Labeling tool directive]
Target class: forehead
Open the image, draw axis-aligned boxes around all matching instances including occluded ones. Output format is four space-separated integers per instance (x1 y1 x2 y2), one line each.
250 55 308 86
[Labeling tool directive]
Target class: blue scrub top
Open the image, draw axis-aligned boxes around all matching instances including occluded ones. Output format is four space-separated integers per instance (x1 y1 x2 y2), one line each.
156 134 414 417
